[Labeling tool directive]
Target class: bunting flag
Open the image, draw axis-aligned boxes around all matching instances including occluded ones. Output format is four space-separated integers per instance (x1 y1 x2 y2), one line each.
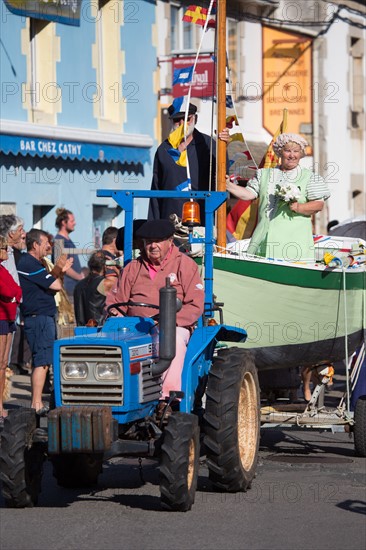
167 123 188 167
226 115 239 128
183 5 208 26
167 148 181 163
173 65 194 86
176 179 191 191
230 150 253 162
167 146 187 167
206 0 216 28
226 95 234 108
168 123 185 149
212 95 234 108
176 150 187 167
259 108 288 168
229 133 244 143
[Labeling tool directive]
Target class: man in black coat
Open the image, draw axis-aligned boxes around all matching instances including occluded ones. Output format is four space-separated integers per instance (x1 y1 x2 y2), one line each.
148 102 229 225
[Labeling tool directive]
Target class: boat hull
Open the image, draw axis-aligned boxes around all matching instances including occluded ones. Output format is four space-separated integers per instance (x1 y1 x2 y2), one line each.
247 330 364 371
212 254 365 371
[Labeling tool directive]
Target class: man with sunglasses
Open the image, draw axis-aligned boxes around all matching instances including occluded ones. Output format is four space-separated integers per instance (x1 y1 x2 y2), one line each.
148 102 229 224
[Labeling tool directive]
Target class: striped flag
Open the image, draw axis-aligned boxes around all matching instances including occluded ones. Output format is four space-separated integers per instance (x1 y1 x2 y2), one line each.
227 199 259 240
173 65 194 86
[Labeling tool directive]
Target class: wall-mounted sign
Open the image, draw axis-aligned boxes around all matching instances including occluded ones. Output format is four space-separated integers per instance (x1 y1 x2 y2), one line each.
172 56 215 99
0 133 151 165
262 26 313 136
4 0 82 26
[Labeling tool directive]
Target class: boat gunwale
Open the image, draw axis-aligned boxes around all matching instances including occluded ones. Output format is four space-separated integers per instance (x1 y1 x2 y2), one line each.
195 254 366 291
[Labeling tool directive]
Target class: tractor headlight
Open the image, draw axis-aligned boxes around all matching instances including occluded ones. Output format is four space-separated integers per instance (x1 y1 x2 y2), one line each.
95 362 121 380
63 361 88 379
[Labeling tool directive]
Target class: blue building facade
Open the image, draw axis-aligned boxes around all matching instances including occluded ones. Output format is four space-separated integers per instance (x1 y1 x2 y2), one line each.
0 0 157 257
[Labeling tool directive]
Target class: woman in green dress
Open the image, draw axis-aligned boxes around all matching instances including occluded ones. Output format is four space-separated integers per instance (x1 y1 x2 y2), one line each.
226 133 330 261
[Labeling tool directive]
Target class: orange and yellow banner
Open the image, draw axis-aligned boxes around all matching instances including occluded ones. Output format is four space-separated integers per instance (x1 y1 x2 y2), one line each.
259 108 288 168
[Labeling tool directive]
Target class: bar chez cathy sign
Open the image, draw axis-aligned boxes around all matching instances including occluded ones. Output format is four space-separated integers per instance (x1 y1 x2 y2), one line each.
20 137 82 157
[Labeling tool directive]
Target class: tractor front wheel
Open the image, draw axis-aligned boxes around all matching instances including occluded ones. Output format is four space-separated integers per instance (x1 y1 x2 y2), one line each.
159 412 200 511
0 409 45 508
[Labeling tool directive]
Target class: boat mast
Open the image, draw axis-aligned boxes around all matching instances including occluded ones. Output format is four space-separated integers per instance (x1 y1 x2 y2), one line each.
216 0 227 251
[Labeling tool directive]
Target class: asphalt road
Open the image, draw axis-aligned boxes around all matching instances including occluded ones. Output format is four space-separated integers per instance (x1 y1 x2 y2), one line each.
0 373 365 550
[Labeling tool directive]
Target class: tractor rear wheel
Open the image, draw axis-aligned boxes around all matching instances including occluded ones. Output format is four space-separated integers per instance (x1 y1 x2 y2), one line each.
160 412 200 511
0 409 45 508
51 453 103 488
354 396 366 457
204 348 260 492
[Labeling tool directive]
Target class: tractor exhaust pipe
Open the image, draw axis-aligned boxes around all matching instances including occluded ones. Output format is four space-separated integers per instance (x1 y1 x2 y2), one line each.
152 278 178 376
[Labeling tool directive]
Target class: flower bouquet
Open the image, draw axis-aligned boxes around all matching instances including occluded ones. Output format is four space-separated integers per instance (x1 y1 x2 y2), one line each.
275 183 301 203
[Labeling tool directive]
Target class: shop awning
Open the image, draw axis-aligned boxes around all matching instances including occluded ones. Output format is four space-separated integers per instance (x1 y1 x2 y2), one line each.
0 121 153 165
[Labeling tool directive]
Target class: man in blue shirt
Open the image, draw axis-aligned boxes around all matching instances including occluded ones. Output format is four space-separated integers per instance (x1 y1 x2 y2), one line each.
54 207 84 300
17 229 70 414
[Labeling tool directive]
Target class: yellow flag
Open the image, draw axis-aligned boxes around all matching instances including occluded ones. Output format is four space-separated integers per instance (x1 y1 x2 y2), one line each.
168 123 187 149
229 133 244 143
260 109 288 168
176 150 187 167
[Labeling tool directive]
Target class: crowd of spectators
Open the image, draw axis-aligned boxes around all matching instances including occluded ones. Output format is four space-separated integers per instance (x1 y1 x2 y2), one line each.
0 209 126 418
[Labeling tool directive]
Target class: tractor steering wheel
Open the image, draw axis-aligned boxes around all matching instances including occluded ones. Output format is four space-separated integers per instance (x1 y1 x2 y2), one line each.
106 301 159 317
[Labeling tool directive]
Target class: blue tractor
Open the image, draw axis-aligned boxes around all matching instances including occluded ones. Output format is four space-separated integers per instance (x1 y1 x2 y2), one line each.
0 190 260 511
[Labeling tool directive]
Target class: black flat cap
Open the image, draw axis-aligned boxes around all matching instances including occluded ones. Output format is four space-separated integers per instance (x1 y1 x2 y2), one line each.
116 219 146 250
168 102 197 120
136 219 175 240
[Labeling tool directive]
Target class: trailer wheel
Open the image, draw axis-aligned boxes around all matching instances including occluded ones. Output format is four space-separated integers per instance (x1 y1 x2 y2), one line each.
51 453 103 488
354 396 366 457
204 348 260 492
160 413 200 511
0 409 45 508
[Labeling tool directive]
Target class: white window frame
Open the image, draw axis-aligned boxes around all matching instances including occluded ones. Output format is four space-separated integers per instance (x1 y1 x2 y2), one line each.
170 4 200 54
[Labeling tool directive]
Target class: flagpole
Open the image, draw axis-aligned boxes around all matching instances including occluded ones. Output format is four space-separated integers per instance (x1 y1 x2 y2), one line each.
216 0 227 251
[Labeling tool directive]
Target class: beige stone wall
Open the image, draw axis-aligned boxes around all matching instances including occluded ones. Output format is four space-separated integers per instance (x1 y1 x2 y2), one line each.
21 19 61 125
